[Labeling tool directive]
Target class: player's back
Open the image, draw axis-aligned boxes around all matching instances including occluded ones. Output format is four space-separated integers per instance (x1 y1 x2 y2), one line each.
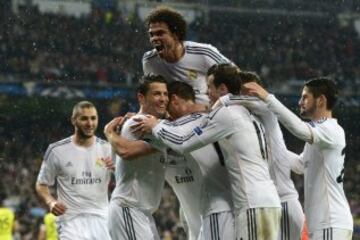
111 115 166 213
214 105 281 211
302 118 353 232
219 94 299 201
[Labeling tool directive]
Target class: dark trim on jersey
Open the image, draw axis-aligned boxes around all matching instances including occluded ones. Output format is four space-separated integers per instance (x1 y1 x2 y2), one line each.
208 107 222 120
157 128 196 145
213 142 225 166
96 137 107 144
44 138 72 161
162 113 204 127
142 50 158 61
123 207 137 240
210 213 220 240
186 47 223 63
259 124 269 161
247 208 257 240
252 121 266 160
281 202 290 240
186 45 226 63
323 228 333 240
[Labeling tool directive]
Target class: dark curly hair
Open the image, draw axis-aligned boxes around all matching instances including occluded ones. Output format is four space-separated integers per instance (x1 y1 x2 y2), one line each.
145 6 187 41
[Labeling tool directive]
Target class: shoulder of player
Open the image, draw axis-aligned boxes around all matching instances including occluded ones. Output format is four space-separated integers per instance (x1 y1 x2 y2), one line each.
142 49 158 62
163 113 205 127
44 137 72 160
310 118 345 143
184 41 226 62
47 137 72 152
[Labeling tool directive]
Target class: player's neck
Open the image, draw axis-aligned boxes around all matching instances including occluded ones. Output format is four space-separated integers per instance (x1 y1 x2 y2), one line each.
311 109 332 121
138 107 164 119
73 135 95 148
164 42 184 63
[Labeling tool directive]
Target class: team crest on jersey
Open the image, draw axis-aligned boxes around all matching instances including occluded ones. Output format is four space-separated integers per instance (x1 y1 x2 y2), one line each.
95 157 110 167
187 69 198 80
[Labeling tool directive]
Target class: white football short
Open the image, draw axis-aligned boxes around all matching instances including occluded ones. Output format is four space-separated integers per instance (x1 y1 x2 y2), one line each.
235 207 281 240
57 213 111 240
198 210 235 240
108 201 160 240
309 227 352 240
278 198 305 240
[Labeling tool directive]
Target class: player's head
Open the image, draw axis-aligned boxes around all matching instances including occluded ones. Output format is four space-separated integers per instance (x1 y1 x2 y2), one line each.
146 6 186 59
299 77 338 119
238 71 263 94
137 74 168 118
207 63 241 106
167 81 195 119
71 101 98 139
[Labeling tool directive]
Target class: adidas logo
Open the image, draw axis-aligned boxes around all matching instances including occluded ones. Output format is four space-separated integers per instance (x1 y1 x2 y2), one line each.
65 162 73 167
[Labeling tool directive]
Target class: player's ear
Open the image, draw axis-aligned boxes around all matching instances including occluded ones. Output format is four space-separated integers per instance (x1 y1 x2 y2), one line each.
219 83 228 95
317 94 327 108
170 94 178 104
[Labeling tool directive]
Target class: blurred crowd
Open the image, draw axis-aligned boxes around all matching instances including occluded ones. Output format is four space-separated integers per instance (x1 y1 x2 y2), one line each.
1 5 360 94
1 3 360 239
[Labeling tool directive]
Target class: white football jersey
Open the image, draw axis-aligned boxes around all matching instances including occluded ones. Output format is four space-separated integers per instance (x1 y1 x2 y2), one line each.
159 113 233 217
110 115 167 213
143 41 230 104
165 149 202 240
152 106 281 211
302 119 353 232
265 94 353 233
37 136 112 222
219 94 299 201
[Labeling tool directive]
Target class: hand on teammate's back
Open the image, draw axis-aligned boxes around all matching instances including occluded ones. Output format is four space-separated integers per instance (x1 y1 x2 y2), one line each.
131 115 159 135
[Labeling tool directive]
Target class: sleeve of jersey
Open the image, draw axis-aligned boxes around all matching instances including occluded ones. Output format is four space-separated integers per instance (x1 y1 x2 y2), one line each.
37 146 58 186
152 109 233 154
310 123 337 148
265 94 313 143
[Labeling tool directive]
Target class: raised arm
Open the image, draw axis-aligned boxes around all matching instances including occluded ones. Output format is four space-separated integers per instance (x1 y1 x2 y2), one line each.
243 82 313 143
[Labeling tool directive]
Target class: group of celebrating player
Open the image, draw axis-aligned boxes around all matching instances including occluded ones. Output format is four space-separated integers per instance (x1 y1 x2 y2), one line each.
35 6 353 240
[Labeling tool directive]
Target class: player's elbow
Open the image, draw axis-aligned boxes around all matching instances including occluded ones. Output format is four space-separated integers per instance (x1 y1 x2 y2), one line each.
35 182 47 195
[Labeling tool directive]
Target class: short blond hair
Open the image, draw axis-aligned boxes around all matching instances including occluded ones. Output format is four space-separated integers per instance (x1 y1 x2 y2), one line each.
71 101 96 120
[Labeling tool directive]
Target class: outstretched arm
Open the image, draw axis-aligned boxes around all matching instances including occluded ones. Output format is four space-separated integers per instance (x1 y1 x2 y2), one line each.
243 82 313 143
137 108 233 154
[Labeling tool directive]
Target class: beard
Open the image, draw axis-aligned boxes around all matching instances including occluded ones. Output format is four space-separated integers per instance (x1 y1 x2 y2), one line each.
299 104 316 119
76 126 95 139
